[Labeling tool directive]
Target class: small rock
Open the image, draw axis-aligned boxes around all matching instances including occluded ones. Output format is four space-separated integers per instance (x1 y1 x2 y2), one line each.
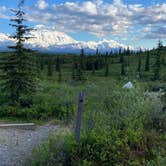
123 81 134 89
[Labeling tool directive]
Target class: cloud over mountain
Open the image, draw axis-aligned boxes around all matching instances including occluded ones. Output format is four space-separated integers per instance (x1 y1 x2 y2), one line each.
0 25 132 53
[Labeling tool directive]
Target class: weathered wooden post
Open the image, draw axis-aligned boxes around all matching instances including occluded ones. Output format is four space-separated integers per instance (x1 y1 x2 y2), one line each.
75 92 84 143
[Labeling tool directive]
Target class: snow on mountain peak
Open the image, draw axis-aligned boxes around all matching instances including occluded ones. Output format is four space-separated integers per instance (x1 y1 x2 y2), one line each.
27 25 76 48
0 25 133 53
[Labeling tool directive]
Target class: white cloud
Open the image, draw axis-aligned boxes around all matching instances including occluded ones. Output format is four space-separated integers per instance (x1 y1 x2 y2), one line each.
0 6 7 12
27 0 133 37
82 1 97 15
94 0 103 6
0 6 8 19
1 0 166 40
113 0 123 6
36 0 48 10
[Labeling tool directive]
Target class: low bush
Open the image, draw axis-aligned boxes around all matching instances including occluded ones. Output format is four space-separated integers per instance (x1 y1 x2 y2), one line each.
0 81 77 121
30 84 166 165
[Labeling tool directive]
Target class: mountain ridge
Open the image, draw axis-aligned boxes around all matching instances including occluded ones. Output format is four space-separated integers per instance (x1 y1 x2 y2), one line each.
0 26 133 54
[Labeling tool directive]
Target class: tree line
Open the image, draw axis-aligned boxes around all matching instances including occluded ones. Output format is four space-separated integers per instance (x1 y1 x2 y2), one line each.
0 0 165 107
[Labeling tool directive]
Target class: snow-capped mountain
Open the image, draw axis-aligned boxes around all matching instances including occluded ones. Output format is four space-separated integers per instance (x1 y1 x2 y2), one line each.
27 25 76 47
0 26 132 54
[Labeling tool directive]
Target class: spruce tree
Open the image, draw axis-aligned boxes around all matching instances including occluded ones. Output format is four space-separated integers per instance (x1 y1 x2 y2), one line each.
80 48 85 70
145 51 150 71
75 60 84 81
72 48 85 81
76 66 84 81
118 48 122 62
55 56 60 72
121 52 125 76
47 59 53 77
96 48 99 55
0 0 36 104
92 59 95 75
126 47 130 55
58 65 62 82
136 52 142 79
119 49 124 63
104 52 109 77
126 47 130 66
154 40 162 80
36 57 41 76
71 56 77 80
39 57 44 71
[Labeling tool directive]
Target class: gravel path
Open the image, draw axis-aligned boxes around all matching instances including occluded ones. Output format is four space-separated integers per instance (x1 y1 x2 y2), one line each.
0 124 59 166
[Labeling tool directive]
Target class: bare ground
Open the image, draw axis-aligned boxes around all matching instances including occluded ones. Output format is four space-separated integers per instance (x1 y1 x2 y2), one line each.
0 124 59 166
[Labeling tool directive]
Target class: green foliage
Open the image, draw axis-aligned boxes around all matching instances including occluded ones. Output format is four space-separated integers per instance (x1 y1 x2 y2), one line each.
145 51 150 71
55 56 61 72
153 40 163 80
0 81 76 121
121 54 126 76
0 29 165 165
30 131 70 166
91 60 95 75
29 83 166 165
104 53 109 77
58 67 62 82
80 48 85 70
0 1 36 104
47 59 53 77
136 52 142 79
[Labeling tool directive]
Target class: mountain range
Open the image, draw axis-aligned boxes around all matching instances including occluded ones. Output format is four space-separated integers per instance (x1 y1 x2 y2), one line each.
0 25 132 54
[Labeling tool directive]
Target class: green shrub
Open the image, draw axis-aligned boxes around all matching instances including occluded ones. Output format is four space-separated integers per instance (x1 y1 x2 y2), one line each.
30 84 166 165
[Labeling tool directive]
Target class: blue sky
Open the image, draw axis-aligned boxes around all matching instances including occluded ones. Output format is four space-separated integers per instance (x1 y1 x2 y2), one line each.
0 0 166 49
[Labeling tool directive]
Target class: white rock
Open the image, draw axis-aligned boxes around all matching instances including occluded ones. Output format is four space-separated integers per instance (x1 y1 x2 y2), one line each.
123 81 134 89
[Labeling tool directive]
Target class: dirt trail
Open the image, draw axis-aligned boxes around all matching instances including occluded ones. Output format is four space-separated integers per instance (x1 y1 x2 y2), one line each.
0 124 59 166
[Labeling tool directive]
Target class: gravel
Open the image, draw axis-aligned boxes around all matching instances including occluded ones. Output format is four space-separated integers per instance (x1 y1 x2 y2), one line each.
0 124 59 166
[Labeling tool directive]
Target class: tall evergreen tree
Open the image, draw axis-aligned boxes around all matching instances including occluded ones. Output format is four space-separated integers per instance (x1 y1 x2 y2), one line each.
80 48 85 70
72 48 85 81
47 59 53 77
55 56 60 72
126 47 130 55
39 57 44 71
104 52 109 77
119 49 124 63
76 65 84 81
96 48 99 55
136 52 142 79
126 47 130 66
120 52 125 76
118 48 122 61
36 57 41 76
71 56 77 80
58 65 62 82
109 50 113 57
145 51 150 71
154 40 162 80
0 0 36 104
92 59 95 75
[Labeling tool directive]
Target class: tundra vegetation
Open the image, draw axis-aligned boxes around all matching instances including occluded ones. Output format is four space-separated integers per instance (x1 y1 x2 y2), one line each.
0 1 166 166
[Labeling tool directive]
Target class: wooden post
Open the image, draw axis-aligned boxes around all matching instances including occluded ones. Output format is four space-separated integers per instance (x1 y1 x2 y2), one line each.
75 92 84 143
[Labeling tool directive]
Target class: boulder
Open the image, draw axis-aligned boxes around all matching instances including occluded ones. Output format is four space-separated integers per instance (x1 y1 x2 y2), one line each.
123 81 134 89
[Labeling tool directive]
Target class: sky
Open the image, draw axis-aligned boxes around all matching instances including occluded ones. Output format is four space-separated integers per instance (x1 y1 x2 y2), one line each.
0 0 166 49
